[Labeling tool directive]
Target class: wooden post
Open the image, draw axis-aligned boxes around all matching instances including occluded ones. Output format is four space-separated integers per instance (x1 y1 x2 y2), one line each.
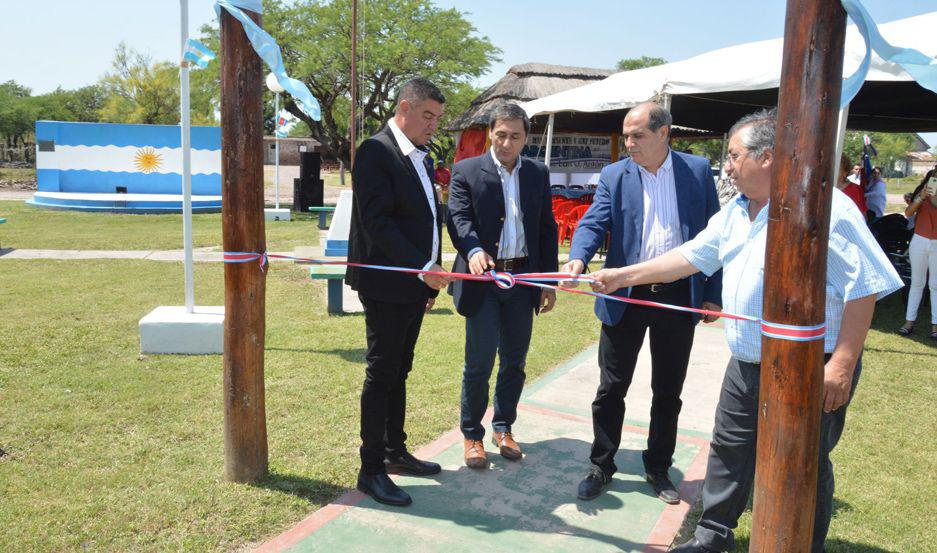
220 5 268 483
751 1 846 550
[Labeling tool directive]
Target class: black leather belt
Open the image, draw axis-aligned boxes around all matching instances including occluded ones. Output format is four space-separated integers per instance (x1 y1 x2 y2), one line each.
634 281 685 294
494 257 528 271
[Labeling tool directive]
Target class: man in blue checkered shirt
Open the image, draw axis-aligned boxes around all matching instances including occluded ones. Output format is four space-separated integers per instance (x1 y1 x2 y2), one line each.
584 109 902 553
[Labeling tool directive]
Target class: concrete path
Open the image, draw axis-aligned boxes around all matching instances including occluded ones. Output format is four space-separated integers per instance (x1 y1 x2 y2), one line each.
257 324 731 553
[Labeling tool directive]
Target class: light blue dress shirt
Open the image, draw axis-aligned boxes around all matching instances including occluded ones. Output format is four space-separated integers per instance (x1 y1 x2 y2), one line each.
678 189 903 363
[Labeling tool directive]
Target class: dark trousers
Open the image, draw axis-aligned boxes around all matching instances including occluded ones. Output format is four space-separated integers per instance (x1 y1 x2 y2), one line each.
694 356 862 553
591 280 696 475
460 285 535 440
358 295 427 475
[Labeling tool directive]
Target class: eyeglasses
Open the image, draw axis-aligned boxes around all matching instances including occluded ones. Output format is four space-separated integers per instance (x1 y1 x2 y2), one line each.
724 151 749 166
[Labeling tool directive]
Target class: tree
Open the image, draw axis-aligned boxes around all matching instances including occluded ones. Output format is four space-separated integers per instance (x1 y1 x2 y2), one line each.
0 81 34 149
616 56 666 71
99 43 180 125
671 137 724 166
842 131 916 177
200 0 500 165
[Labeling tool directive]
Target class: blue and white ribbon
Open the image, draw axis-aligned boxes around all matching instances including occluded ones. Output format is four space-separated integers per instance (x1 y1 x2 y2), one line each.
840 0 937 108
183 39 216 69
214 0 322 121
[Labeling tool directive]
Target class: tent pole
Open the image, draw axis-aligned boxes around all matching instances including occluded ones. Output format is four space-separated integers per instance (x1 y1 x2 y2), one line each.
751 0 846 548
833 104 850 184
544 113 555 167
719 132 728 178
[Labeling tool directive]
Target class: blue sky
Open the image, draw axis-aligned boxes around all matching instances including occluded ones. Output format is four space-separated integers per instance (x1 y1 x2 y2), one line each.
2 0 935 143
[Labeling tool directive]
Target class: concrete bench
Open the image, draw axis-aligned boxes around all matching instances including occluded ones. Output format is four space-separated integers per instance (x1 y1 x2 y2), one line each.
309 264 347 314
308 206 336 230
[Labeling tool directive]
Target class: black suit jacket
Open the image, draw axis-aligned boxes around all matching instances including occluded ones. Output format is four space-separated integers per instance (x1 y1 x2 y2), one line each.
346 125 443 304
446 152 558 317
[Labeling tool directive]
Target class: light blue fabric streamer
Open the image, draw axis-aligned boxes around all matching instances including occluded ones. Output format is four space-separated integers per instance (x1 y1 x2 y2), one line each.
214 0 322 121
840 0 937 108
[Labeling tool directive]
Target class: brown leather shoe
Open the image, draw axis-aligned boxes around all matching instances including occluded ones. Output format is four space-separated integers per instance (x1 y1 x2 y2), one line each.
463 439 488 469
492 431 522 460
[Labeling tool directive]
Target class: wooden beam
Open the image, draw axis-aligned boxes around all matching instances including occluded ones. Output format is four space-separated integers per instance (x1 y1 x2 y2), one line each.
220 5 268 483
751 1 846 549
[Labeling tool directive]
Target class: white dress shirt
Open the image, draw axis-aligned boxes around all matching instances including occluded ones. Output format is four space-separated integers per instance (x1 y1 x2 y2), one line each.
491 148 527 259
637 150 683 262
387 119 439 273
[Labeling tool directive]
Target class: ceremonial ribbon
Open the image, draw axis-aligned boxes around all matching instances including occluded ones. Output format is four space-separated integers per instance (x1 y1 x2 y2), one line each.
221 251 755 323
761 321 826 342
214 0 322 121
840 0 937 108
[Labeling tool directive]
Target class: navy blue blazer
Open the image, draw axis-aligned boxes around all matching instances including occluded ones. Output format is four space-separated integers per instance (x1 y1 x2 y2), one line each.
568 151 722 325
446 152 559 317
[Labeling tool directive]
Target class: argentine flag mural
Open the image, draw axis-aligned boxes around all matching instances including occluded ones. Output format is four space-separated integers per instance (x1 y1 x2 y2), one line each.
30 121 222 213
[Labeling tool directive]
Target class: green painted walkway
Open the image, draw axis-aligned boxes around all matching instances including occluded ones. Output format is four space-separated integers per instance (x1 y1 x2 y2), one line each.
258 325 732 553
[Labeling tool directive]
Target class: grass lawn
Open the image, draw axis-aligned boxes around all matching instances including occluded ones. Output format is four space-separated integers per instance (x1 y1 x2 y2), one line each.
0 200 573 258
885 176 927 197
0 258 598 551
0 201 319 251
0 167 36 182
725 291 936 551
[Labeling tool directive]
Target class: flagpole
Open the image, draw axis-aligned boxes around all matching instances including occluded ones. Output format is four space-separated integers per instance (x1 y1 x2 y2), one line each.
179 0 195 313
274 92 280 211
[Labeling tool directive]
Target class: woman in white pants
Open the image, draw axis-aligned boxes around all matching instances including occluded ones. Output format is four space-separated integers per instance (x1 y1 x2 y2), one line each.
899 170 937 340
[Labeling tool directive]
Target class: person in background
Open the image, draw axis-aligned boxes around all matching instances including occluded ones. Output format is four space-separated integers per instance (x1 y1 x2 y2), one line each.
898 164 937 341
865 166 888 220
836 155 866 215
847 163 862 185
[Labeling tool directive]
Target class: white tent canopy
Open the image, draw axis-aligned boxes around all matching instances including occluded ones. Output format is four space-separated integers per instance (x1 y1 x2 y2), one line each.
521 11 937 132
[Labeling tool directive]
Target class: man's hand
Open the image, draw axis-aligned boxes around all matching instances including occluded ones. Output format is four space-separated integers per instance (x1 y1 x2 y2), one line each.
560 259 585 288
469 250 495 275
823 358 854 413
539 289 556 313
425 297 435 313
589 267 627 294
422 264 453 290
700 301 722 324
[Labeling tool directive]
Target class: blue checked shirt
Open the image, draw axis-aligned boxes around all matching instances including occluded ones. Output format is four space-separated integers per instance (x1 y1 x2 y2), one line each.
677 189 903 363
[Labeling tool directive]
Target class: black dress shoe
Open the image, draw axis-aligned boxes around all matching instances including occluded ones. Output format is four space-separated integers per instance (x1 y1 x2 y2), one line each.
670 537 721 552
356 472 412 506
384 451 441 476
577 466 612 500
645 471 680 504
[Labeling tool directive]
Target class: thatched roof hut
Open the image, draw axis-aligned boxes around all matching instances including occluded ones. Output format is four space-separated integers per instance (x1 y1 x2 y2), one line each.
449 63 616 131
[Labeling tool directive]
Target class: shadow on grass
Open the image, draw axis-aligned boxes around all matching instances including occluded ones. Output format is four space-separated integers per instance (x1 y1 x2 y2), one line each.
267 346 367 362
735 536 899 553
255 471 346 504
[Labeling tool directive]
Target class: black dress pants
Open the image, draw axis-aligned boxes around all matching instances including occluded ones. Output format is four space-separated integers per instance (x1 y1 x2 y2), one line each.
359 295 427 475
590 280 696 476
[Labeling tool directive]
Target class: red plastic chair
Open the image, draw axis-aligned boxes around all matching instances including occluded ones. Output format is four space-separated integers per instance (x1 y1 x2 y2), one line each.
560 205 590 245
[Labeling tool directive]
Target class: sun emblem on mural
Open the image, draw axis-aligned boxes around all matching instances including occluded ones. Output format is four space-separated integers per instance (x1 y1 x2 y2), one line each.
134 147 163 174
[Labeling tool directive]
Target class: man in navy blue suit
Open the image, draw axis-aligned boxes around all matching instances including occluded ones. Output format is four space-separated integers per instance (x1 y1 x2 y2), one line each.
447 103 559 469
562 102 722 504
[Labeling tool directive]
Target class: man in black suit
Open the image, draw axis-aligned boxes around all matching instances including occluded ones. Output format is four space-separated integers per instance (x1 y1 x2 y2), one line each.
447 103 558 469
346 77 452 507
